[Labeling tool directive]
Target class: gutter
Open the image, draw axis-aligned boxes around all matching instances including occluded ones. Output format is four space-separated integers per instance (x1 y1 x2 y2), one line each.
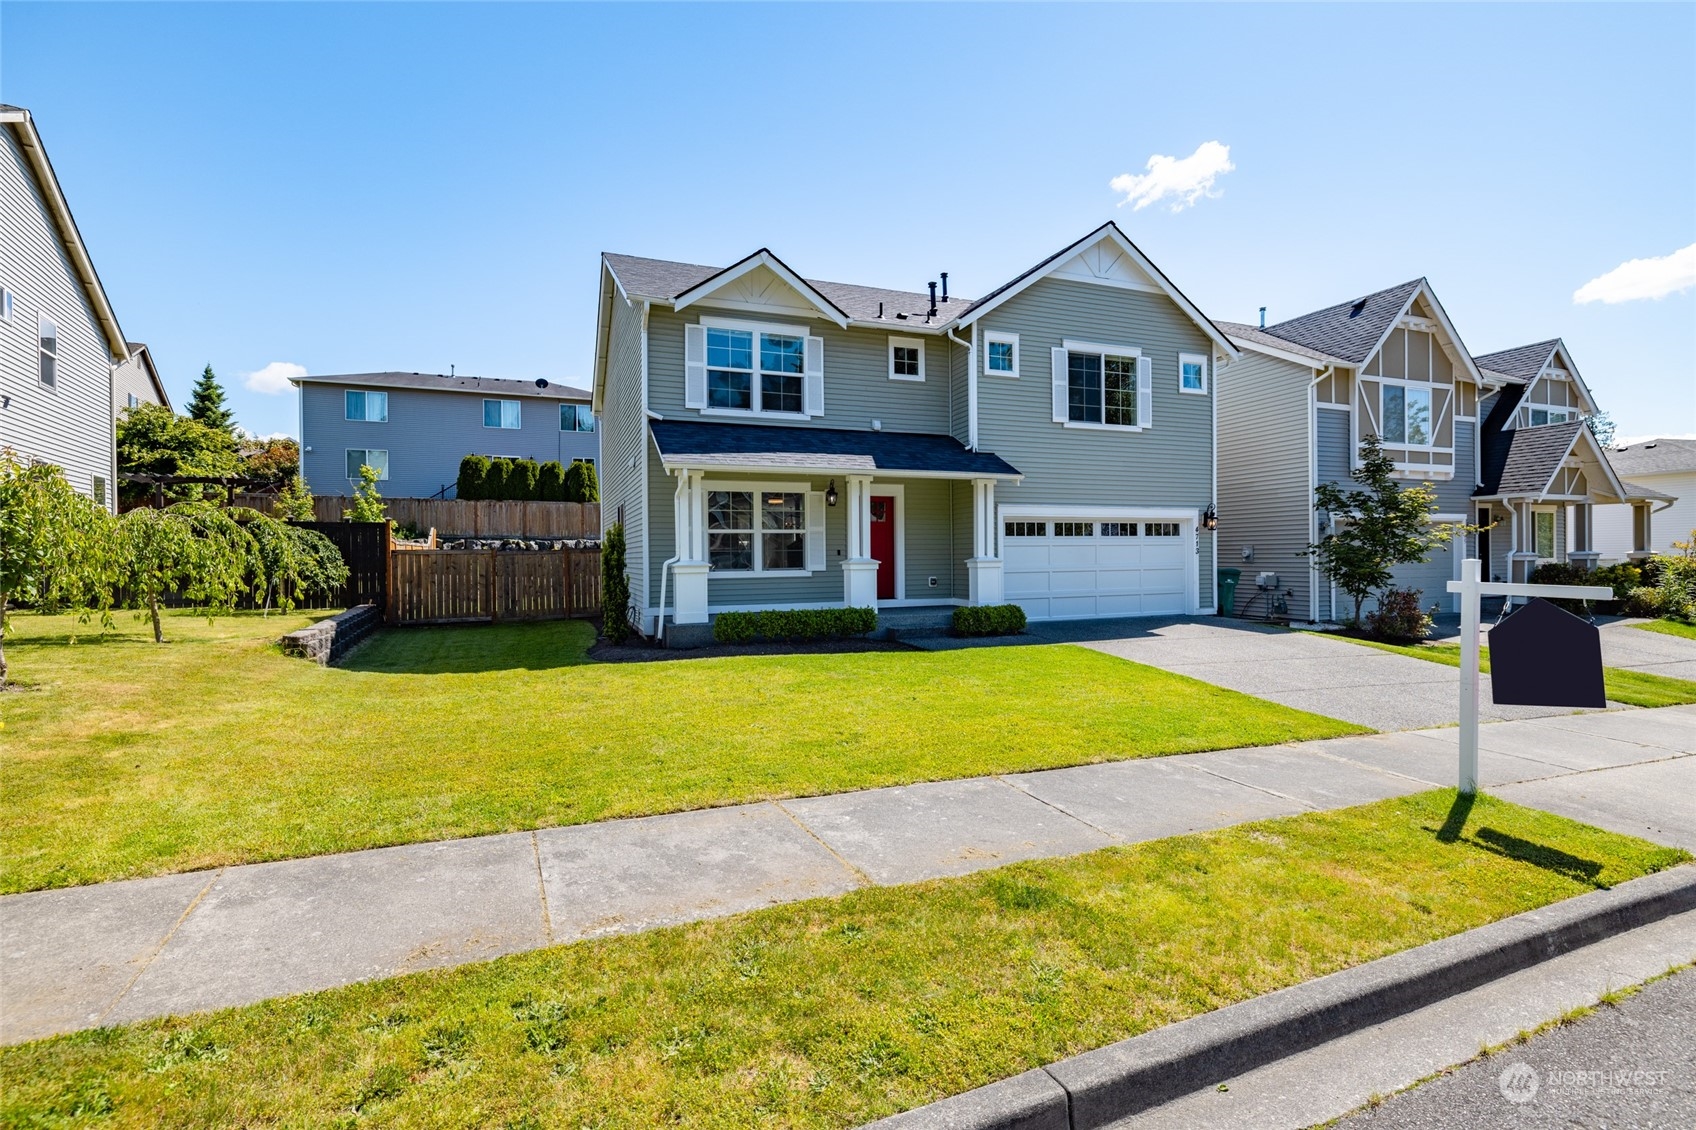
945 327 977 450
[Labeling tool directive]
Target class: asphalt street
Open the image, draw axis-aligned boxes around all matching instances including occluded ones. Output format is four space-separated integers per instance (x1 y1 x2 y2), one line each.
1336 966 1696 1128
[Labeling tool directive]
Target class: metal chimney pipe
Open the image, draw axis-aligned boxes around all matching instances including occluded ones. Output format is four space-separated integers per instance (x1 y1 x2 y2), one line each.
1258 307 1266 329
940 272 949 302
927 281 938 319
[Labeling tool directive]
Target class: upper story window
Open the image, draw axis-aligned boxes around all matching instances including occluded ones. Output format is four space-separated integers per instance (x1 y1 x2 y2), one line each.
888 336 925 382
345 389 388 422
483 399 522 429
126 393 141 409
1527 407 1573 427
1179 353 1207 394
984 331 1019 378
1067 347 1138 426
560 403 596 432
685 319 822 418
38 316 57 388
1382 384 1433 446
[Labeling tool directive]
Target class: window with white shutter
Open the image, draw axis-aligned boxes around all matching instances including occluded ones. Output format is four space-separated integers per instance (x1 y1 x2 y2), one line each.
805 491 826 570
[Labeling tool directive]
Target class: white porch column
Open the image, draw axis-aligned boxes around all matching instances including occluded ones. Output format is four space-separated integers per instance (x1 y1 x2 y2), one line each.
965 478 1003 605
672 469 709 625
841 474 878 608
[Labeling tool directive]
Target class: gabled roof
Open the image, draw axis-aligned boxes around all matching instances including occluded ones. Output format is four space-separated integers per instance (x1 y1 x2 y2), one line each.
1257 280 1424 365
953 221 1239 358
603 252 952 325
670 248 851 328
650 420 1021 479
0 105 128 362
123 342 171 409
289 371 592 401
1472 339 1559 381
1608 437 1696 477
1215 321 1347 367
1476 419 1630 502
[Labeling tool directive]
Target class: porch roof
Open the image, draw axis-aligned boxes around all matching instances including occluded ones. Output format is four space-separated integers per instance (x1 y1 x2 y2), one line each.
1475 419 1631 503
650 420 1022 480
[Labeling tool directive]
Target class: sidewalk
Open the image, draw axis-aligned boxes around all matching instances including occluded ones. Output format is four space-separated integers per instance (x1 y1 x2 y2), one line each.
4 705 1693 1046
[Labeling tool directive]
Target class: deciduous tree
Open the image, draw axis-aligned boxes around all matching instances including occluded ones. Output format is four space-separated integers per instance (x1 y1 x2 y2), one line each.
0 453 114 684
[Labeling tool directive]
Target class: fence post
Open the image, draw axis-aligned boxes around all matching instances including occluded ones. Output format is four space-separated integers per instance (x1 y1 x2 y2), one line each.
563 549 574 619
488 548 499 623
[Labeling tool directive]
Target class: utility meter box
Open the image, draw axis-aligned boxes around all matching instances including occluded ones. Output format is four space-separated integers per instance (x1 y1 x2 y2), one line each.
1256 571 1280 590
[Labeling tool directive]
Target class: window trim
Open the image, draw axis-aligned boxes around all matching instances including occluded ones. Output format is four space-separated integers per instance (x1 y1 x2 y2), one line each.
701 479 817 577
344 447 390 481
38 314 58 390
698 315 813 420
1061 338 1143 432
1531 506 1558 561
984 331 1020 379
482 398 522 429
1178 352 1208 395
887 335 926 382
1378 378 1436 449
344 389 389 423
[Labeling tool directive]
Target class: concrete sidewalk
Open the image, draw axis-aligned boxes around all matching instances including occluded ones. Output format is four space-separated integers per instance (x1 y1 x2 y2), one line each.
4 706 1693 1046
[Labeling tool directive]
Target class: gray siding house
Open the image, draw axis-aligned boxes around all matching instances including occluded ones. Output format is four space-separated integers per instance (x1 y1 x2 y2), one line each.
0 105 130 510
112 342 170 418
591 222 1238 636
292 371 598 499
1216 284 1645 622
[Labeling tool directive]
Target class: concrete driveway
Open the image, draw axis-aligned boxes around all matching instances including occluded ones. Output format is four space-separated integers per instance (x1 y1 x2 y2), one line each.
937 617 1607 732
1599 620 1696 680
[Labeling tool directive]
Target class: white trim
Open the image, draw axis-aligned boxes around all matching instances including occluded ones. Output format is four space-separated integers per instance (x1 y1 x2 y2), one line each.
983 330 1020 378
887 335 926 382
1062 420 1144 433
659 457 1020 481
1316 401 1352 411
1058 339 1145 430
1178 351 1208 395
1229 336 1338 369
672 250 850 328
1062 337 1140 356
1359 280 1487 390
998 503 1197 520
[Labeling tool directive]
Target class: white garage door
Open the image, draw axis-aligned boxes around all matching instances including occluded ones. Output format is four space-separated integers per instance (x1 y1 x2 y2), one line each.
1003 518 1191 621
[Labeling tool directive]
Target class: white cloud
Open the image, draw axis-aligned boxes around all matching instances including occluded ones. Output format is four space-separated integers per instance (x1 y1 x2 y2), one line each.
1573 243 1696 304
243 361 307 394
1109 141 1235 212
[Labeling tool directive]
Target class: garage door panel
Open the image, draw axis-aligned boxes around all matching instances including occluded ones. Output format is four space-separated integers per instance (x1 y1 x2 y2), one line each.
1097 545 1144 567
1050 570 1102 593
1050 594 1100 618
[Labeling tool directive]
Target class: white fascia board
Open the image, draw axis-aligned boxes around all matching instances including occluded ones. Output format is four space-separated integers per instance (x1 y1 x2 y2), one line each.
671 250 850 329
657 456 1020 482
1229 336 1330 370
591 265 616 414
997 503 1199 520
1364 280 1488 389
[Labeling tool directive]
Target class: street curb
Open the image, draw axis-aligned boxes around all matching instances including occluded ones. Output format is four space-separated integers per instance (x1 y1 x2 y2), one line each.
865 865 1696 1130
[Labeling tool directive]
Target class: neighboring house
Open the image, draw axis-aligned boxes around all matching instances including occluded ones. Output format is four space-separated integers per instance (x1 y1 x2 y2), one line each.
591 222 1239 637
112 341 171 417
1593 437 1693 560
0 105 130 511
291 370 598 499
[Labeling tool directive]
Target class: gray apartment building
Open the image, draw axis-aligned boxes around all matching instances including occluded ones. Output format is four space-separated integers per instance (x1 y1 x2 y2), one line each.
293 371 598 499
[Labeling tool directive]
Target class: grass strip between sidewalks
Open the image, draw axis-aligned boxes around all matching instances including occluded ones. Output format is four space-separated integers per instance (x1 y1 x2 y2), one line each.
1 791 1685 1128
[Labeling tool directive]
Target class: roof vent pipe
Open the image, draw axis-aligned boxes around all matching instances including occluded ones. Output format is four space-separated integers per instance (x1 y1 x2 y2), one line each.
927 281 938 320
1258 307 1266 329
940 272 949 303
878 301 884 319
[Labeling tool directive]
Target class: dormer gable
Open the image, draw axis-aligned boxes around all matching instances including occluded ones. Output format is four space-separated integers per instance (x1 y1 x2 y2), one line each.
672 249 850 328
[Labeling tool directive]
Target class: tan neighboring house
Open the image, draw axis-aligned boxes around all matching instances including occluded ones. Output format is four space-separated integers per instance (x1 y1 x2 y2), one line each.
0 104 131 511
1593 437 1692 561
113 341 170 418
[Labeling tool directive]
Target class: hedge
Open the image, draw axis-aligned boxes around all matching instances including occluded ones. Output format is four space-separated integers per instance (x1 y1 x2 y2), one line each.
455 454 490 500
537 461 566 502
712 607 878 645
952 604 1027 637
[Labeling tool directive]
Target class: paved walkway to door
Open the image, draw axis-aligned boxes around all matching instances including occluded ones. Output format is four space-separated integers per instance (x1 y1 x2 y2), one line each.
4 705 1692 1046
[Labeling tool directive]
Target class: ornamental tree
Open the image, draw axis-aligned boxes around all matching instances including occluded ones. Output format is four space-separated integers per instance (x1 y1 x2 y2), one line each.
1305 435 1467 627
115 504 255 643
342 464 388 523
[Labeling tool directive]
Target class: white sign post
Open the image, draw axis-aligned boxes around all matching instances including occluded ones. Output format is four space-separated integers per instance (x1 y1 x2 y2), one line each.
1446 558 1614 794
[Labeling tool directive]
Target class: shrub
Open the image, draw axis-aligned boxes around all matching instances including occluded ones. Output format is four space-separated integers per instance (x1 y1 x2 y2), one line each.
537 461 566 502
712 607 877 645
1364 587 1431 643
952 604 1027 637
601 520 633 643
1623 586 1664 618
1654 533 1696 621
565 459 600 504
510 459 542 501
484 458 514 501
456 455 489 501
341 464 387 524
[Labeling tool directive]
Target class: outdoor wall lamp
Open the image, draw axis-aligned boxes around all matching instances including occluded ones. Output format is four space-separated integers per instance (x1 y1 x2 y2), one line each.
826 480 839 507
1202 503 1218 531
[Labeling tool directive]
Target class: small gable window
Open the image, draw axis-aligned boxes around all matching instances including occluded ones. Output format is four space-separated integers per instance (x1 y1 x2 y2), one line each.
888 336 925 382
483 399 522 429
1179 353 1207 394
984 331 1019 378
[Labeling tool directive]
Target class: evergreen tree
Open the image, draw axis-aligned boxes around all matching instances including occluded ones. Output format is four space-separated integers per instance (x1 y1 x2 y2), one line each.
537 461 566 502
187 364 237 435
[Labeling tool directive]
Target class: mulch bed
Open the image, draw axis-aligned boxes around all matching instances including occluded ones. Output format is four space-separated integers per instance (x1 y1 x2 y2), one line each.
587 635 915 663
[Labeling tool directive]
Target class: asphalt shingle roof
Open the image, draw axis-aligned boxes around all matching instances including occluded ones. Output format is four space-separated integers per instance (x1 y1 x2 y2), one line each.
1216 321 1347 365
291 371 592 401
1477 420 1583 497
649 420 1021 478
603 253 962 323
1606 437 1696 477
1472 340 1559 381
1255 280 1424 365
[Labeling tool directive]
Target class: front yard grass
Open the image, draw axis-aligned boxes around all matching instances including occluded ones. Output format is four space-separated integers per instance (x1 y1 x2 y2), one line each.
1 791 1683 1128
1320 634 1696 709
1 611 1365 894
1636 618 1696 642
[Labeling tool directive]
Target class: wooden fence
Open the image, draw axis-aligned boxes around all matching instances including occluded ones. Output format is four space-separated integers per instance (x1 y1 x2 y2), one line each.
293 521 390 608
250 497 601 539
387 548 601 625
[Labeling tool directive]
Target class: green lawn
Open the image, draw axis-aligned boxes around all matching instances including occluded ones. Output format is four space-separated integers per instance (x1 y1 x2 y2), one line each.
1636 618 1696 642
0 611 1364 894
1 791 1683 1129
1320 634 1696 709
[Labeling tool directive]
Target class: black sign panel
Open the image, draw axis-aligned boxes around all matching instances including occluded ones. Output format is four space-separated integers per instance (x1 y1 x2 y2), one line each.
1489 598 1606 708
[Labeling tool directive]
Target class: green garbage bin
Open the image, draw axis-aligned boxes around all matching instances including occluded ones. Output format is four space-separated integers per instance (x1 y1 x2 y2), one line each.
1217 568 1242 616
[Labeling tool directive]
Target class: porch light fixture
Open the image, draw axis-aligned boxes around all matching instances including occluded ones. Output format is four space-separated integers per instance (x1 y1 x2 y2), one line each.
826 480 839 507
1202 503 1218 531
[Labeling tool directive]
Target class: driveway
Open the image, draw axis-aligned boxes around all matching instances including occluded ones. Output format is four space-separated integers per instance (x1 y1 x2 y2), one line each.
919 617 1601 731
1599 620 1696 680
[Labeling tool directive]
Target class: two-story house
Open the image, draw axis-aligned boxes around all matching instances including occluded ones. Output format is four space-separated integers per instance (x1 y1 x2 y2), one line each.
112 342 171 418
292 370 598 499
1 105 131 511
591 222 1239 639
1216 283 1648 622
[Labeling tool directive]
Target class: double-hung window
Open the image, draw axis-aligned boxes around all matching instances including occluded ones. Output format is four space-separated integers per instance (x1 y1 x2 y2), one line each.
484 399 521 429
707 489 807 572
560 404 596 432
1068 348 1138 426
38 316 57 388
345 448 390 480
985 331 1019 378
345 389 388 422
1381 384 1432 446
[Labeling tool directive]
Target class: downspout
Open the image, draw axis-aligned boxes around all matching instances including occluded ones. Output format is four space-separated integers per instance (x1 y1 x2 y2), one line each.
1306 366 1332 622
945 326 976 450
654 468 685 645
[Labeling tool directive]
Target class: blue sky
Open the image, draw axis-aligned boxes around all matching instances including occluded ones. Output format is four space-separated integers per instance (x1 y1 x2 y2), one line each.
4 2 1692 441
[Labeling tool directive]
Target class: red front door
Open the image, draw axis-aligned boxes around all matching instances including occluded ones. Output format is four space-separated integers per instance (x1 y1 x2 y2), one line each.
870 495 896 600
